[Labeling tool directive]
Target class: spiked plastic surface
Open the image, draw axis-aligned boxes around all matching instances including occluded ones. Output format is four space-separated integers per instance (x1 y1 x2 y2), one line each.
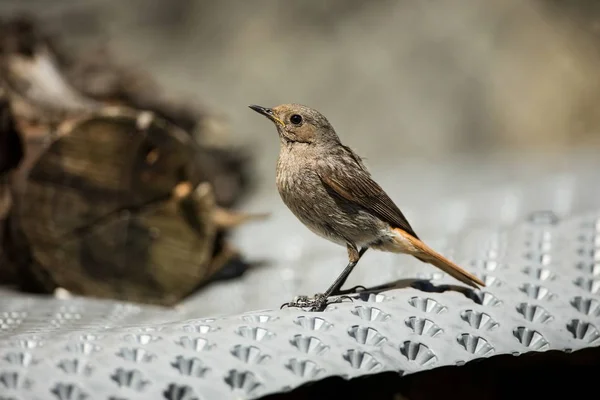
1 155 600 399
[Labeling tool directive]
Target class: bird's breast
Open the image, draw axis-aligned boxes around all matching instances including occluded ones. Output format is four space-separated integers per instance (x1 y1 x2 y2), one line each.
275 149 383 247
276 154 318 209
276 151 338 237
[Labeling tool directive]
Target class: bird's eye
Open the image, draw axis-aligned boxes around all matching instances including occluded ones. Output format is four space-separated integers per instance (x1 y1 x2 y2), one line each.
290 114 303 125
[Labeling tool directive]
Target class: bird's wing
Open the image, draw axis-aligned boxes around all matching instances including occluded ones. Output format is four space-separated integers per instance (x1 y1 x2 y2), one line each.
317 145 419 239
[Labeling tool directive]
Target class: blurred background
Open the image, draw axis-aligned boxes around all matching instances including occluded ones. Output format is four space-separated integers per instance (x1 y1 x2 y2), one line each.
4 0 600 168
2 0 600 314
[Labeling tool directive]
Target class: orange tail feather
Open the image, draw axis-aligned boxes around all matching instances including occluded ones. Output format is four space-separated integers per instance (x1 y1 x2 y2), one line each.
392 228 485 289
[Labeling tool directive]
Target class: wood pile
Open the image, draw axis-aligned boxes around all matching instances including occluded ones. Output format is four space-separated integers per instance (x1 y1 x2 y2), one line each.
0 16 264 306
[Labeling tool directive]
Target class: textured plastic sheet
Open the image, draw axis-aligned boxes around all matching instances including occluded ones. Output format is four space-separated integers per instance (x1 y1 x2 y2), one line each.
1 154 599 399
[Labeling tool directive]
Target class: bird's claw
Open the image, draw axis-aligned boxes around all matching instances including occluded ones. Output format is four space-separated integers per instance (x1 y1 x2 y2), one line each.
280 293 353 312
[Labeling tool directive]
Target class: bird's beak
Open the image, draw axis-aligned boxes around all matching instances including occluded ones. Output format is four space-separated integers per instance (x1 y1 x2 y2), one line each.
249 104 285 127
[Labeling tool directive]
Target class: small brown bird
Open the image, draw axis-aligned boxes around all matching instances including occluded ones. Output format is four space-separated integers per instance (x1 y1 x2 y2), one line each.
249 103 485 311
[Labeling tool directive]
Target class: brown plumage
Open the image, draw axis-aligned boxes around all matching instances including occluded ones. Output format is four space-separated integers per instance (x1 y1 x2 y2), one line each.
249 103 484 311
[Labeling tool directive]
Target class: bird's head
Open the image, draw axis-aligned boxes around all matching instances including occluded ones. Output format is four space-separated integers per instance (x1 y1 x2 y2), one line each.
249 103 339 146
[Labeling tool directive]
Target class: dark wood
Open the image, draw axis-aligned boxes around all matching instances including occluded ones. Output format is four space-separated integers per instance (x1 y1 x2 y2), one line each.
0 95 24 175
0 95 23 283
6 107 231 305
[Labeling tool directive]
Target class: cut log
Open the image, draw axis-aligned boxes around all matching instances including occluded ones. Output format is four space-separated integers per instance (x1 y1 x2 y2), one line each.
6 107 237 306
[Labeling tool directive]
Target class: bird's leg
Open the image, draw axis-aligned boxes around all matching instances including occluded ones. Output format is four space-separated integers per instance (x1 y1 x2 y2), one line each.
324 245 368 296
280 245 368 312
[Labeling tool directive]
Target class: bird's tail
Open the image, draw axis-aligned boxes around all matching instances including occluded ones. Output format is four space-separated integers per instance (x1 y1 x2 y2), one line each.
391 228 485 289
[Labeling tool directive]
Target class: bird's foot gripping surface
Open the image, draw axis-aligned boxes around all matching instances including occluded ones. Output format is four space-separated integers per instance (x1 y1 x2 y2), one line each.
280 293 353 312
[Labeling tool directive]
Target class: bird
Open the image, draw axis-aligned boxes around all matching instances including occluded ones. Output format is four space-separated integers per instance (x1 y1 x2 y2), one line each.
249 103 485 311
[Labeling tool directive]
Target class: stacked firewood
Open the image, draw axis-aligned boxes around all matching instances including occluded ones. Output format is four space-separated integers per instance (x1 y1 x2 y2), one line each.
0 16 263 306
